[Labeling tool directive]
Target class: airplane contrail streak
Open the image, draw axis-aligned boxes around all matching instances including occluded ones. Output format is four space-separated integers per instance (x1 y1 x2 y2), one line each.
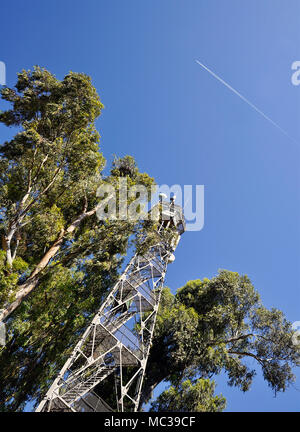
195 60 297 144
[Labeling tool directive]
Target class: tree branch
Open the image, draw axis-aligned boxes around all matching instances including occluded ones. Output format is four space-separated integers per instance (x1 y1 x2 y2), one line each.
0 197 107 322
228 350 266 367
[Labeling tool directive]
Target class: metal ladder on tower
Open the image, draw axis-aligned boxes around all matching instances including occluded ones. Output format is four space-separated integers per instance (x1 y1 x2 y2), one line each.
36 196 185 412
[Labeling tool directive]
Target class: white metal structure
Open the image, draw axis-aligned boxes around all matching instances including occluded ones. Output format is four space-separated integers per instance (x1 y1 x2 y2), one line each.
36 198 185 412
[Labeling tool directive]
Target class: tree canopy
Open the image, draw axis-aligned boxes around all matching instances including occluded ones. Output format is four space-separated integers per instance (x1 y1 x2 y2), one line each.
140 270 300 411
150 379 226 412
0 67 155 410
0 66 154 322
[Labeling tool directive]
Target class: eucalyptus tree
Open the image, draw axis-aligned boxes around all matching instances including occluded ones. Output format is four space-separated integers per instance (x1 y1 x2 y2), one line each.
0 67 155 411
141 270 300 411
0 67 154 321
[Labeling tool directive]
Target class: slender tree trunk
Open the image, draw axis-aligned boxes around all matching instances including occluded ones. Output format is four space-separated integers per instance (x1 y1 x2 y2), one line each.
3 228 16 269
0 229 65 322
138 379 163 411
2 179 33 268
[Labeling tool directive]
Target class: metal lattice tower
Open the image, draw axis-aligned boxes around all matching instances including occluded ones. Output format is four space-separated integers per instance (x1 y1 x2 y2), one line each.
36 197 185 412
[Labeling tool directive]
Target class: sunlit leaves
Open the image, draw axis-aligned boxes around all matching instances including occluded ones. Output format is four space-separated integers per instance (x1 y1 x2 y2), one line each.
150 379 226 412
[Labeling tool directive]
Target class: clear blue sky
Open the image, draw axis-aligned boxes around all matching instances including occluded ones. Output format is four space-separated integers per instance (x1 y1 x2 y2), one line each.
0 0 299 412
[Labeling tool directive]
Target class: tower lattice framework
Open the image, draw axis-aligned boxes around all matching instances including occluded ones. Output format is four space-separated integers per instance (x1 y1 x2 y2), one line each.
36 199 185 412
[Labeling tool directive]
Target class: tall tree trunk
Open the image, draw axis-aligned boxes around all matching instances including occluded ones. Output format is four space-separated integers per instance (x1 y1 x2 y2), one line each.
0 229 65 322
0 206 99 322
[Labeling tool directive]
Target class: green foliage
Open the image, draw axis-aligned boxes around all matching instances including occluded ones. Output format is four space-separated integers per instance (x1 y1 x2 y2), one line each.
111 155 139 179
0 66 155 298
0 66 107 280
0 250 28 304
0 67 156 411
143 270 300 408
25 204 65 256
150 379 226 412
0 261 114 411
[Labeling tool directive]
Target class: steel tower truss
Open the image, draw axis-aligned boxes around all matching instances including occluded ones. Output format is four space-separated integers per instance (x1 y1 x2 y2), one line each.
36 200 185 412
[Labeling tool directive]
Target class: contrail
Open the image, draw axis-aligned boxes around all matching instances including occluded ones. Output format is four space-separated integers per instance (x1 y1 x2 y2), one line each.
195 60 297 144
